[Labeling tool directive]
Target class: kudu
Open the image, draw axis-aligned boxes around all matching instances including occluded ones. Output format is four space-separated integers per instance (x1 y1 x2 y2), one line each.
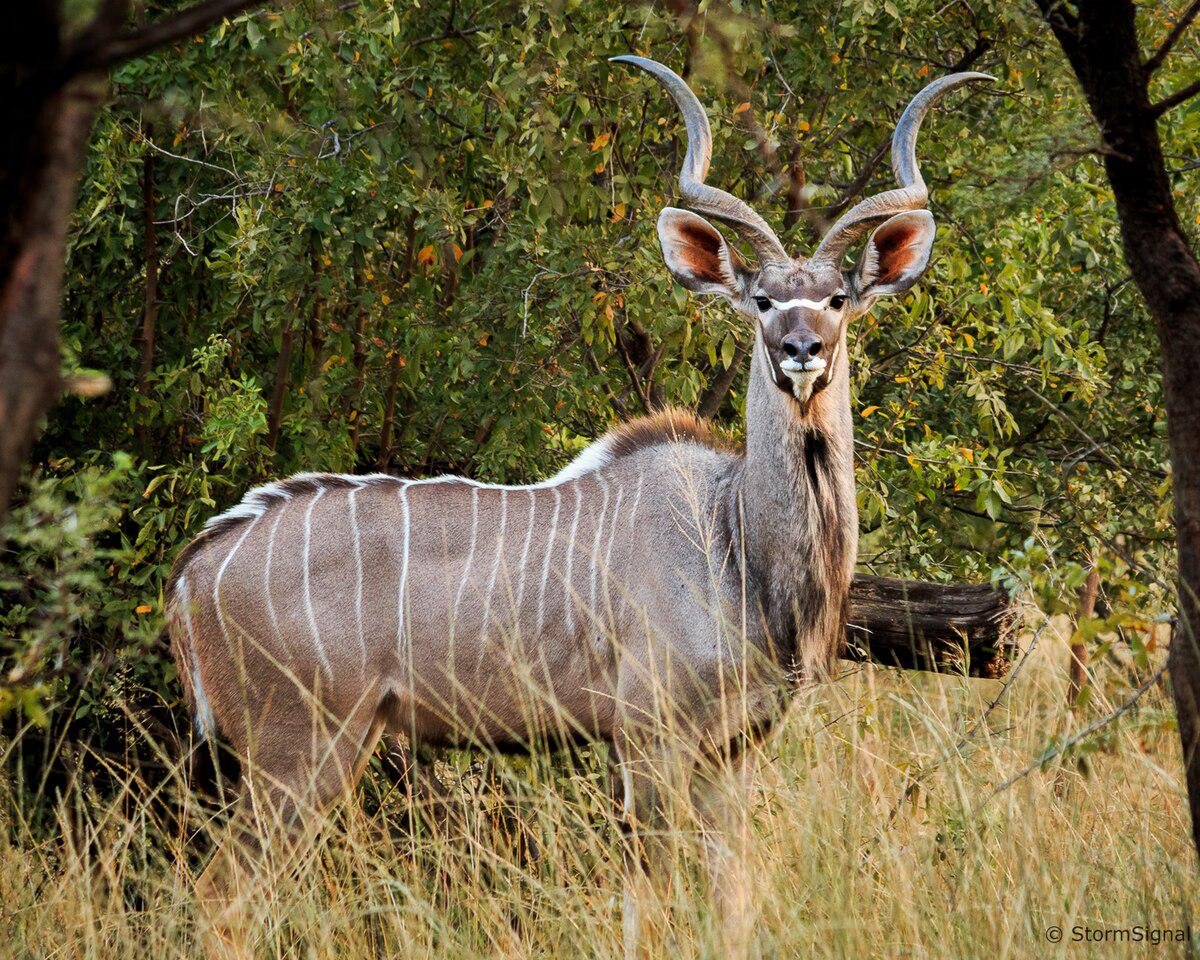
167 56 990 956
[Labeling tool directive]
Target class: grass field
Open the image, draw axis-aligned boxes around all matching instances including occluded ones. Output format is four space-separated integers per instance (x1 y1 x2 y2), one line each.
1 615 1194 959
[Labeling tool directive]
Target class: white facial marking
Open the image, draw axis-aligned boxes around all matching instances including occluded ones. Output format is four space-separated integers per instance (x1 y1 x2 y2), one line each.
779 355 828 401
769 296 829 311
779 356 827 374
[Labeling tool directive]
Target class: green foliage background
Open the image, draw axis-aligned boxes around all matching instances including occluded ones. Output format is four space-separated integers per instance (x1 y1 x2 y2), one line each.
4 0 1198 749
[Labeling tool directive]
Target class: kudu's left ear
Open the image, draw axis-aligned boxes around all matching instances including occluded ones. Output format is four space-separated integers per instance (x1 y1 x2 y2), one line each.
657 207 746 299
853 210 937 298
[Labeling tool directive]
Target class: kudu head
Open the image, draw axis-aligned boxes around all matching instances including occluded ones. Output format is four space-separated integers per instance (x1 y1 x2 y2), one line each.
612 56 992 406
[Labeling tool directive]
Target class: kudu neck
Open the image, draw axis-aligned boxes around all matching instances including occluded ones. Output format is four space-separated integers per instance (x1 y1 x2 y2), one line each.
739 326 858 589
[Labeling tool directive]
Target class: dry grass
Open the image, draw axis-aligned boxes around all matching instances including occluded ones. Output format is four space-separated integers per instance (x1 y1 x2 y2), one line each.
1 619 1195 959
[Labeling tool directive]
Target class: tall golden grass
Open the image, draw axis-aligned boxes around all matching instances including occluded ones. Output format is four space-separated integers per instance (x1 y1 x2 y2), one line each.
1 618 1194 959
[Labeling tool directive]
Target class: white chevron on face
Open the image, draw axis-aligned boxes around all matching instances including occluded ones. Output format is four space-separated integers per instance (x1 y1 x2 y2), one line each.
768 295 828 311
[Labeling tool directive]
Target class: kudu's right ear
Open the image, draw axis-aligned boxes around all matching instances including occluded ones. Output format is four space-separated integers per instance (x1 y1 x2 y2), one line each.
657 207 745 299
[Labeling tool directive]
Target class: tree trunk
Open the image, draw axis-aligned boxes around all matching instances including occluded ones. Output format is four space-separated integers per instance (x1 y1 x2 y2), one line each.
377 350 405 471
842 574 1019 678
0 74 103 525
696 341 749 420
264 243 316 453
265 316 295 455
345 251 369 457
135 145 158 450
0 0 262 526
1038 0 1200 857
1067 562 1101 708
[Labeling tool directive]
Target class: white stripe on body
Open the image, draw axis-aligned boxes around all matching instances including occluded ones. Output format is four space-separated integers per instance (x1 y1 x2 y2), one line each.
202 439 609 534
563 483 583 634
627 469 646 532
347 487 367 668
481 489 508 640
536 486 562 637
213 511 263 664
589 475 609 626
601 485 625 628
453 486 480 622
263 503 289 646
302 487 333 676
514 488 536 613
396 481 412 656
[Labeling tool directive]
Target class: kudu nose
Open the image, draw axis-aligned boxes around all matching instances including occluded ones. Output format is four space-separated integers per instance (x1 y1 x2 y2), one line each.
781 335 823 360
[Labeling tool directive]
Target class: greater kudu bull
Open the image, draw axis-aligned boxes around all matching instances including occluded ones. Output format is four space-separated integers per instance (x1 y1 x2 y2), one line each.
167 56 991 957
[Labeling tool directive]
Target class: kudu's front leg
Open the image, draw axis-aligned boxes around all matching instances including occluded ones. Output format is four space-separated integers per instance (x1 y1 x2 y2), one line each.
615 735 687 960
690 753 757 960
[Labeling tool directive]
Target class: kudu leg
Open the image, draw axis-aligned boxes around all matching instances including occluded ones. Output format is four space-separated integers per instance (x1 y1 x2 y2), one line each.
195 706 385 960
615 737 687 960
690 753 757 960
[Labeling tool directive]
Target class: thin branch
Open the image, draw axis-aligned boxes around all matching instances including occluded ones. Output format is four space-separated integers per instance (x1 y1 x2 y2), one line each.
613 324 652 413
411 24 484 48
956 619 1048 752
63 0 265 77
985 660 1167 800
1144 0 1200 73
1152 77 1200 117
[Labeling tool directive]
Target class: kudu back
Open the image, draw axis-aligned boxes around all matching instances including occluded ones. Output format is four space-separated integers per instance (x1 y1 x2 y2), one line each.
167 56 991 957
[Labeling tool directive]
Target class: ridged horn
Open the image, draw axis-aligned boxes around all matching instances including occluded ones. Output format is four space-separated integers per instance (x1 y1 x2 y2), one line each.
812 71 994 265
611 55 790 265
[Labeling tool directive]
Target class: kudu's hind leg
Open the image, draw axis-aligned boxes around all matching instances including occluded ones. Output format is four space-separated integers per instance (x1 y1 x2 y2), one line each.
195 702 385 960
690 753 757 960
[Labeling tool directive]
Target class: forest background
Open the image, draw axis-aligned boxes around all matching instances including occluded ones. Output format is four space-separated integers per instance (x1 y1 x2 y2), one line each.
0 0 1194 862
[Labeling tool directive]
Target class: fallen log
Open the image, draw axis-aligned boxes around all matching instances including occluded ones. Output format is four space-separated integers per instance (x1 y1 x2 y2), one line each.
844 574 1019 679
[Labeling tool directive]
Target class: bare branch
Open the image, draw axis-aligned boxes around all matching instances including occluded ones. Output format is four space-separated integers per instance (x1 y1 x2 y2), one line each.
1152 76 1200 117
986 660 1167 800
1144 0 1200 73
63 0 266 77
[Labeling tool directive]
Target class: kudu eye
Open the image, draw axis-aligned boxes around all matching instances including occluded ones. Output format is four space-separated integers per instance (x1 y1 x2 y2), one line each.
754 295 771 312
829 294 848 311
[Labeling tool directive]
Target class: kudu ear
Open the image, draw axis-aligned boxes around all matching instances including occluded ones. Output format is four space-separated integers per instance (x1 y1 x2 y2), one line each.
853 210 936 298
657 207 745 299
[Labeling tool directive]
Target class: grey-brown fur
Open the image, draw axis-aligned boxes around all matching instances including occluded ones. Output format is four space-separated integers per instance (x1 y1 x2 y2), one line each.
167 398 840 757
